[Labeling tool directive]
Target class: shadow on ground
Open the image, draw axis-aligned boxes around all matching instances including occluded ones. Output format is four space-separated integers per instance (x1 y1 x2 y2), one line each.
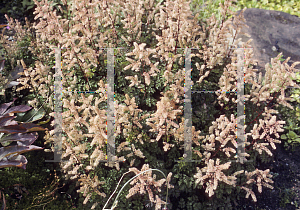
236 142 300 210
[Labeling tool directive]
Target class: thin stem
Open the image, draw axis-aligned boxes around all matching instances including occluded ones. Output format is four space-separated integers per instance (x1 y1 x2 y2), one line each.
103 169 170 210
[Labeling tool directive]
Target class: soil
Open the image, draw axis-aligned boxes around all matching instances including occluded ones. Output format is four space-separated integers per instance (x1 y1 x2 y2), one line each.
235 142 300 210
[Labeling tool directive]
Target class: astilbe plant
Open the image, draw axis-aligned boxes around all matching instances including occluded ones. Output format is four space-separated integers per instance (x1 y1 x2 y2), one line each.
1 0 300 209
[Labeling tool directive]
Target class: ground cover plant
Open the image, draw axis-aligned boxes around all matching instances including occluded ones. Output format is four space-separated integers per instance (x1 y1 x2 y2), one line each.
1 0 300 209
189 0 300 26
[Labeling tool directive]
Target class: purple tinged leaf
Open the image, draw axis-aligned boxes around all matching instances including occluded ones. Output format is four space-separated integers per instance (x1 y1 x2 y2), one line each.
6 81 20 88
0 115 17 126
2 104 32 116
0 145 43 160
0 154 28 169
0 125 27 133
0 99 44 170
9 66 24 80
0 132 38 146
0 98 17 116
18 123 46 132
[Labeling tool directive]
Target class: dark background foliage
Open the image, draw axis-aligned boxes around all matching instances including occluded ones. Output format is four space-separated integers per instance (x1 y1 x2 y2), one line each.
0 0 36 25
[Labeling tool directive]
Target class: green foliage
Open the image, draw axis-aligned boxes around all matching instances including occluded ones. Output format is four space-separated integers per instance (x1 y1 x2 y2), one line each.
189 0 300 27
0 0 36 25
281 128 300 150
0 149 77 210
279 188 296 208
189 0 240 25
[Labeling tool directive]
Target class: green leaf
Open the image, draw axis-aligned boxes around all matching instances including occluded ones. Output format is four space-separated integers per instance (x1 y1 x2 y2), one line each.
292 138 300 143
50 2 59 7
15 107 46 123
288 130 297 139
26 5 36 11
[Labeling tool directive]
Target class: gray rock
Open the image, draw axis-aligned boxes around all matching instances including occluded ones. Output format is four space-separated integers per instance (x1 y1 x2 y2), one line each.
225 8 300 79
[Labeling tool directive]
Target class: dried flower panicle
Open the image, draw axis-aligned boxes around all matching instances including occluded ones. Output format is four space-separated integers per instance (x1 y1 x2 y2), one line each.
127 164 174 210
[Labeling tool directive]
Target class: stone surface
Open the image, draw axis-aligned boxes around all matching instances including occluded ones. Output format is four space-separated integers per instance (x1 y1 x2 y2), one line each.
225 8 300 79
